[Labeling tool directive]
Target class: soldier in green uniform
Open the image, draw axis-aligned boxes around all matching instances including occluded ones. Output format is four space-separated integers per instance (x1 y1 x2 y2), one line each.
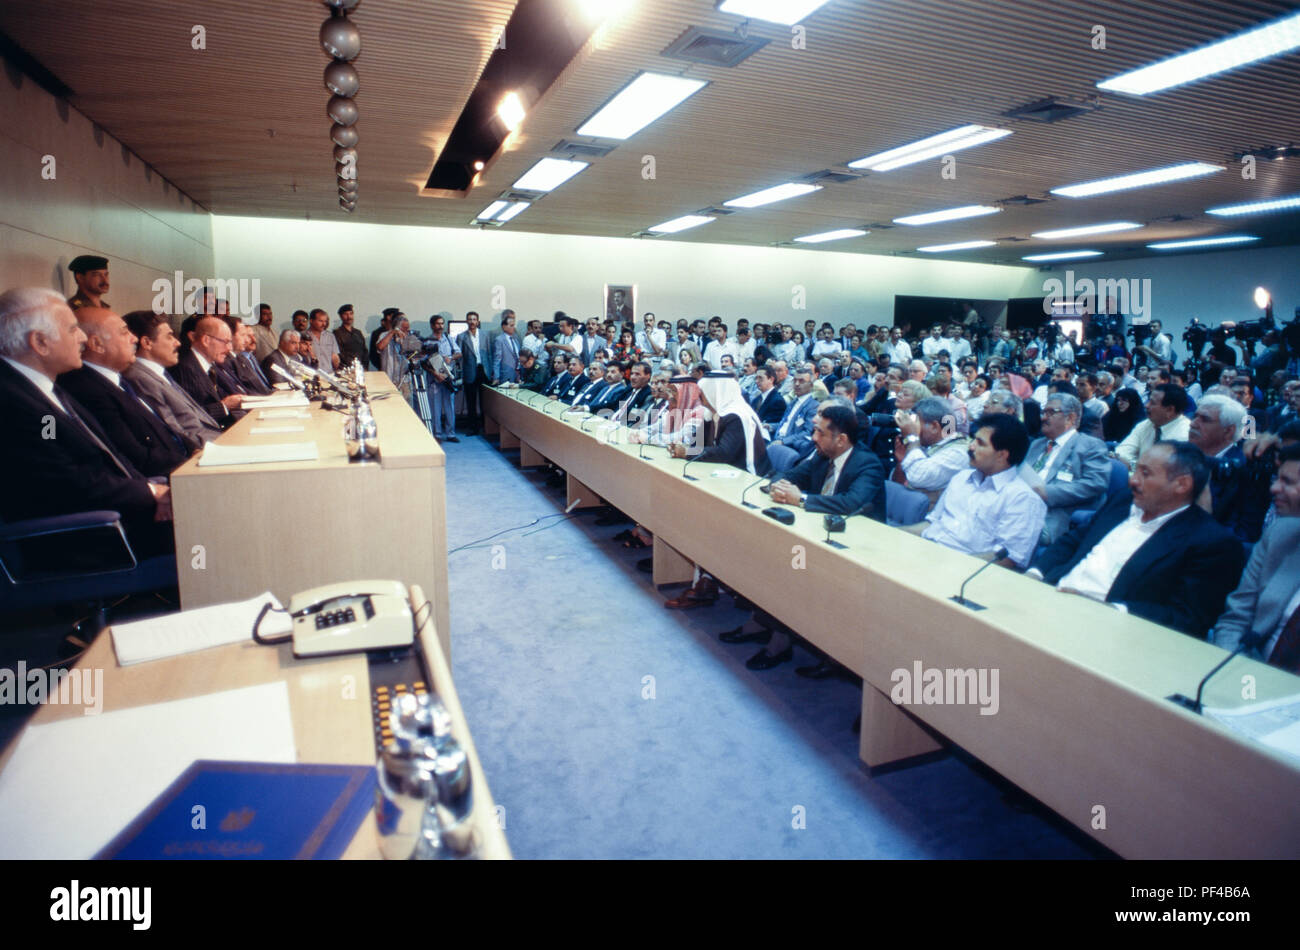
67 254 111 311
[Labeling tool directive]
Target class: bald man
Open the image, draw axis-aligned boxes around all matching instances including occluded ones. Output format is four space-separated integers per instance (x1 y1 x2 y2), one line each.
169 314 246 426
57 307 191 476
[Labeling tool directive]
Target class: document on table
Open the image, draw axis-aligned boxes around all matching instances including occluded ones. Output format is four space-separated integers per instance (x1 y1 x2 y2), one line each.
250 426 306 434
0 681 297 859
111 591 291 666
199 441 319 466
258 409 311 420
1204 693 1300 762
241 392 310 408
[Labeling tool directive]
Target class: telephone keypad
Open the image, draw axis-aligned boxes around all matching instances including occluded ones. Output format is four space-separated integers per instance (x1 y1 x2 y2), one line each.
314 606 358 630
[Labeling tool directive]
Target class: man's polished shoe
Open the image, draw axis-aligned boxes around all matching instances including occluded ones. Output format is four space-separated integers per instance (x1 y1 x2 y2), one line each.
745 645 793 670
795 659 840 679
719 625 771 645
663 577 718 609
443 436 460 443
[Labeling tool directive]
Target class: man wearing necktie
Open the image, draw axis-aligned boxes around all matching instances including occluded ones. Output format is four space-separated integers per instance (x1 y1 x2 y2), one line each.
491 315 522 384
455 311 490 435
58 307 190 477
122 310 221 448
0 288 173 556
1020 393 1110 545
230 322 273 394
169 316 246 427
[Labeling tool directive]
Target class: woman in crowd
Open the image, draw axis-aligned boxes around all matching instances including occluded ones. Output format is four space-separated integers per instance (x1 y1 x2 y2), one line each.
1103 387 1145 443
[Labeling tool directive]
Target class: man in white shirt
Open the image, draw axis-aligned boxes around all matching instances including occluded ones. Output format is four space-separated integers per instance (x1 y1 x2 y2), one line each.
1114 383 1191 470
544 316 583 361
920 325 948 362
1135 320 1173 366
306 308 340 372
523 319 548 358
895 396 972 508
886 327 912 367
947 325 972 363
703 324 740 371
636 312 667 365
810 327 842 361
915 413 1046 569
771 325 800 364
734 326 756 365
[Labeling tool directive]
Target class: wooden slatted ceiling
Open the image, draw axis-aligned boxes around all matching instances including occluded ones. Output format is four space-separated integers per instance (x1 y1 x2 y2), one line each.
1 0 1298 264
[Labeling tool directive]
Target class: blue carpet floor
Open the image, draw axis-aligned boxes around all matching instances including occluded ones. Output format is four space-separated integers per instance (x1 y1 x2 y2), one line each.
443 434 1105 859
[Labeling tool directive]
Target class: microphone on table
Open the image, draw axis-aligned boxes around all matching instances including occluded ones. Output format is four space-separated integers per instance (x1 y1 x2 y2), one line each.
950 547 1009 611
638 439 660 460
822 513 847 549
525 390 546 406
1168 632 1267 714
604 422 622 444
740 476 767 509
681 455 700 481
270 363 305 390
580 413 602 432
543 399 564 415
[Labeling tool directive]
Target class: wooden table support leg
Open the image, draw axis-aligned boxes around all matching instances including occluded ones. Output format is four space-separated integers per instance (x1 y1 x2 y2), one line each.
499 427 520 449
652 536 695 587
859 684 944 771
566 472 601 510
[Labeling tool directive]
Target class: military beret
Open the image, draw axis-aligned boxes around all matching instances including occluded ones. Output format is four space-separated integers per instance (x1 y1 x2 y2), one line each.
69 255 109 273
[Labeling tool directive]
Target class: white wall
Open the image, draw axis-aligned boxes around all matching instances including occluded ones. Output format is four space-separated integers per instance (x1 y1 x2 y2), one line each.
0 56 214 306
213 215 1042 335
1034 244 1300 349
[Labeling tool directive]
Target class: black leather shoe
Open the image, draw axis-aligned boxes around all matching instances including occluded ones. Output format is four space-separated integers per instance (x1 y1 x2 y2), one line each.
795 659 840 679
719 626 771 644
745 645 793 670
612 529 634 542
443 436 460 443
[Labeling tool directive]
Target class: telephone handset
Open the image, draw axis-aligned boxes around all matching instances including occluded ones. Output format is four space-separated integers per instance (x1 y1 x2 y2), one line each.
288 580 414 658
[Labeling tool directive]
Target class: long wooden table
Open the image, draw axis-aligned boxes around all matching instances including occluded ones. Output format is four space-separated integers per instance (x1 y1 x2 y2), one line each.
0 585 510 860
170 373 451 659
484 386 1300 859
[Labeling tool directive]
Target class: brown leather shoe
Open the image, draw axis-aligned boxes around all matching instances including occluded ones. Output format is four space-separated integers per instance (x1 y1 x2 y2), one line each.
663 577 719 609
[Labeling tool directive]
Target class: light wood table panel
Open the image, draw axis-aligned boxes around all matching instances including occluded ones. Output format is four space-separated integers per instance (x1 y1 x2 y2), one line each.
170 372 451 659
484 386 1300 859
0 586 509 860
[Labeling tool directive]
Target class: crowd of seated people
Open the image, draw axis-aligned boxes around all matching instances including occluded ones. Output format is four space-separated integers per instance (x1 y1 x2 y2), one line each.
505 311 1300 679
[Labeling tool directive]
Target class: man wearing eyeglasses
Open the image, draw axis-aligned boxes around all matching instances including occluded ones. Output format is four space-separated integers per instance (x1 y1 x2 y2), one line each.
1019 392 1111 545
169 315 246 427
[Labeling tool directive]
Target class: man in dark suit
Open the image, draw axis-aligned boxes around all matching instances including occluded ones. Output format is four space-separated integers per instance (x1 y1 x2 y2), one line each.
456 311 491 434
566 363 609 409
58 308 190 477
726 403 886 673
588 365 630 414
169 315 245 427
490 314 522 384
122 310 221 448
0 288 172 556
609 361 654 425
1266 380 1299 433
261 329 305 385
228 320 273 395
1212 447 1300 666
1189 394 1272 543
751 366 787 430
543 356 584 399
1031 441 1246 639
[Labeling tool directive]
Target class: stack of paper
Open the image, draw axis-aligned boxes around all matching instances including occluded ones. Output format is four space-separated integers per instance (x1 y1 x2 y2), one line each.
199 441 319 466
112 591 292 666
258 409 311 420
241 392 310 409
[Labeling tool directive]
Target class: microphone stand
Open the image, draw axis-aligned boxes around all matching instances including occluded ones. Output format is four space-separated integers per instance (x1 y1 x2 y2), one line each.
681 456 699 481
950 547 1009 611
739 476 766 509
1168 633 1266 714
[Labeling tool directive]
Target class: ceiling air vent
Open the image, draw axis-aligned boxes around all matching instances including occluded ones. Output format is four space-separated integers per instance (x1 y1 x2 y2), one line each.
1003 96 1100 124
662 27 769 68
698 206 739 215
800 168 865 184
552 139 617 159
1001 194 1051 206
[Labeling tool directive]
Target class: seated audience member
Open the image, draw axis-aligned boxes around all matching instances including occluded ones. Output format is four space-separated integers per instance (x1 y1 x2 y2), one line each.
764 366 819 471
1030 442 1246 639
1020 393 1111 545
228 319 273 394
1102 386 1144 443
0 288 173 555
894 396 971 508
1229 375 1269 433
170 314 246 427
58 307 190 477
665 373 769 475
1211 445 1300 667
928 370 969 435
517 348 548 391
588 363 631 413
262 328 305 383
1267 379 1299 431
979 388 1022 420
724 402 887 670
913 413 1046 569
1189 394 1272 543
545 355 586 400
122 310 221 447
632 377 708 449
964 372 991 419
567 361 609 410
1114 383 1190 470
751 366 787 430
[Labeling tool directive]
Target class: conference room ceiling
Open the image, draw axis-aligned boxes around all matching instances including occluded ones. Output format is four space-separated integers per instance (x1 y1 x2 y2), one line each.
3 0 1300 266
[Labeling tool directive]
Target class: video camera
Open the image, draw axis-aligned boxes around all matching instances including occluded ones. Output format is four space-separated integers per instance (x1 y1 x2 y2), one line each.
1127 323 1152 347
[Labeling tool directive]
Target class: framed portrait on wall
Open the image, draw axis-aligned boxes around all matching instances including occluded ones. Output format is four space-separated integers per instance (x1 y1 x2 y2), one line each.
603 284 635 324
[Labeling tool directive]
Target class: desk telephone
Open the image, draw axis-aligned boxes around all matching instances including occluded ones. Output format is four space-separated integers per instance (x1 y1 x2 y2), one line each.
288 580 414 658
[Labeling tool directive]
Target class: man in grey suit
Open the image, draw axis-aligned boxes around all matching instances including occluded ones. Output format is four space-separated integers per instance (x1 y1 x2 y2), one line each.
456 311 491 434
1020 392 1110 545
122 310 221 449
1212 445 1300 668
490 314 522 384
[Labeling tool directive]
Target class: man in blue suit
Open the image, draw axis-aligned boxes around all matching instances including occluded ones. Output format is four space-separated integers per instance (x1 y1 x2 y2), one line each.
545 356 586 400
588 364 630 413
765 365 819 472
565 361 608 408
751 366 787 431
1212 446 1300 667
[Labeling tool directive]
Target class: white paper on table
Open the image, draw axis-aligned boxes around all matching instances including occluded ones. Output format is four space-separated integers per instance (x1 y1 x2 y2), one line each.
257 409 311 420
249 425 306 435
1204 693 1300 763
111 591 291 666
240 392 310 408
0 681 297 859
199 441 319 466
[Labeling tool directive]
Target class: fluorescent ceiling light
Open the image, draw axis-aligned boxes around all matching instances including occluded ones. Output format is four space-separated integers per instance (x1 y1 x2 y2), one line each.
497 92 525 131
893 205 1000 226
724 182 821 209
576 72 707 140
476 200 509 221
1023 250 1104 262
1031 221 1142 239
496 201 530 223
1051 162 1222 198
794 228 869 244
717 0 833 26
917 240 997 253
1147 235 1259 250
1207 194 1300 216
648 214 715 234
848 125 1012 171
513 157 589 193
1097 11 1300 95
